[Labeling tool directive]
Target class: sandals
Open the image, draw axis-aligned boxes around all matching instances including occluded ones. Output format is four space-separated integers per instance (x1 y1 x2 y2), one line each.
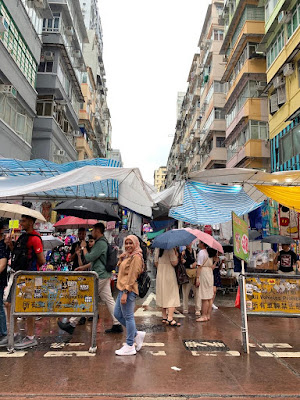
162 318 168 324
196 317 208 322
166 319 181 327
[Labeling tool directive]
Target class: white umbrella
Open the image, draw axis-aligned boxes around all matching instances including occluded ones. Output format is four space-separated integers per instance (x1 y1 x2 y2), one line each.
41 235 63 250
0 203 46 223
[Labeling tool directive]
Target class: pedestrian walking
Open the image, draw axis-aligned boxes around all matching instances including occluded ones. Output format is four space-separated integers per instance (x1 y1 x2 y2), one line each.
70 227 89 270
154 247 181 326
181 243 201 315
58 223 123 335
196 242 218 322
114 235 145 356
0 222 9 348
7 215 45 349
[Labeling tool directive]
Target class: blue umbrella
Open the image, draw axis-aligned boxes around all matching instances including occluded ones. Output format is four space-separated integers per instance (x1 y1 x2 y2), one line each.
152 229 197 250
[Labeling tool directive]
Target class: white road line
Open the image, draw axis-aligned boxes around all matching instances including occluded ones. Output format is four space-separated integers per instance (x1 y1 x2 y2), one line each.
148 350 167 356
142 343 165 347
262 343 293 349
142 292 156 306
257 351 300 358
0 351 27 357
44 351 95 357
226 351 241 357
134 309 185 318
191 350 240 357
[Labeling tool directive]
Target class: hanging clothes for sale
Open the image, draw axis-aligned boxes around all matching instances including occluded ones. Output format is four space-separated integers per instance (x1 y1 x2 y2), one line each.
261 199 280 237
248 207 263 230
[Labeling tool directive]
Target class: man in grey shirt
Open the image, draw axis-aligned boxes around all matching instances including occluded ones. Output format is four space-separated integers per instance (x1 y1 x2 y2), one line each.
58 223 122 334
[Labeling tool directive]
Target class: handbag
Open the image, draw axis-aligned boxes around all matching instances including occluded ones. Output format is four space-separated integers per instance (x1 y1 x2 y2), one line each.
175 262 189 285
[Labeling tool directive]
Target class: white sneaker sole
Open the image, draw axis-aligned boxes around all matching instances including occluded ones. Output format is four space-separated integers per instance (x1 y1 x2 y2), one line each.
115 350 137 356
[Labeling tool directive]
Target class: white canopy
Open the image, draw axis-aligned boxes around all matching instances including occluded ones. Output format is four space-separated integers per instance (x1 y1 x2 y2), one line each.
0 166 154 217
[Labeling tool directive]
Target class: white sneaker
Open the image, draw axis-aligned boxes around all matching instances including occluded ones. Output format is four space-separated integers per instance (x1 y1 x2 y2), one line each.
135 331 146 352
212 304 218 310
115 344 136 356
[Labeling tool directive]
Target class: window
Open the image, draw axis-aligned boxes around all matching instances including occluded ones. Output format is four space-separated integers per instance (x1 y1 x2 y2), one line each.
82 72 88 83
38 61 54 73
281 132 293 163
0 93 33 144
36 101 53 116
215 108 225 119
216 137 225 147
269 83 286 115
213 30 224 41
287 3 300 39
266 29 285 68
0 1 37 88
42 13 61 33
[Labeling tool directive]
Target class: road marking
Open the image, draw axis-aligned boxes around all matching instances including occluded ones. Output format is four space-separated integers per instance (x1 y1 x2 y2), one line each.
134 309 185 318
142 292 156 306
262 343 293 349
50 342 86 349
142 343 165 347
148 351 166 356
191 350 240 357
257 351 300 358
44 351 95 357
0 351 27 357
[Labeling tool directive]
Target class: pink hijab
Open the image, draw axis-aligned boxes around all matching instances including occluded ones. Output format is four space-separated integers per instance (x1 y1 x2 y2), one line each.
121 235 143 259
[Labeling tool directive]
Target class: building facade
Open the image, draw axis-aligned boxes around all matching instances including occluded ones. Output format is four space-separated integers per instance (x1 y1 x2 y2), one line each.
31 0 88 164
165 0 226 187
220 0 270 169
154 166 167 192
261 0 300 171
0 0 50 160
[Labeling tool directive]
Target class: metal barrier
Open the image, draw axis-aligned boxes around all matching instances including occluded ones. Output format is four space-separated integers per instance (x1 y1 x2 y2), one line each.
239 273 300 353
8 271 99 353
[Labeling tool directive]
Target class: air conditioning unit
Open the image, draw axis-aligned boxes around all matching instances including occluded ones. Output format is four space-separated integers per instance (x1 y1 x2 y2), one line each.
34 0 44 8
283 63 294 77
273 75 284 88
65 26 74 36
0 16 9 32
0 85 17 98
73 50 81 59
278 11 292 24
55 150 65 156
44 51 54 61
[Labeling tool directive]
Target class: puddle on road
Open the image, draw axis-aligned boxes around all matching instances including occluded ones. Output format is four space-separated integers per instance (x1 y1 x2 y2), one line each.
136 324 167 333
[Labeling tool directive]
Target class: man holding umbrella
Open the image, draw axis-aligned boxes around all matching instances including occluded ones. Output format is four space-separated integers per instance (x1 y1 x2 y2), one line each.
58 222 123 334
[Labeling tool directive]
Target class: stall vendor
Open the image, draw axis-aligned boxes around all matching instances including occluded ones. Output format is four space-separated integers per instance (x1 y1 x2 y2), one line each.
274 244 299 274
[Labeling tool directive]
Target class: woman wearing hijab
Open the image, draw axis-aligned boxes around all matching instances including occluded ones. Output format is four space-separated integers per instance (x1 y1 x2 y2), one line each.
114 235 146 356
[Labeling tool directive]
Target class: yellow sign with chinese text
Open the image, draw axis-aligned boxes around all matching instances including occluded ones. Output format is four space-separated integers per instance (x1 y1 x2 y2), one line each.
245 276 300 314
14 273 95 314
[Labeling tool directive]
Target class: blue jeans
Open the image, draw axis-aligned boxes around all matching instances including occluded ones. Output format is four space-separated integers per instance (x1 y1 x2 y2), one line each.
0 287 7 337
114 291 137 346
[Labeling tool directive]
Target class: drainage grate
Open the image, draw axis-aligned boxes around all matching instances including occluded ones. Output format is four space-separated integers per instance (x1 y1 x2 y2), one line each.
183 339 230 352
136 324 166 333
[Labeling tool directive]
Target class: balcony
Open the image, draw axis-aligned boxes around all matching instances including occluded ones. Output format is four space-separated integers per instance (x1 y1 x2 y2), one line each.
227 139 270 168
76 136 93 160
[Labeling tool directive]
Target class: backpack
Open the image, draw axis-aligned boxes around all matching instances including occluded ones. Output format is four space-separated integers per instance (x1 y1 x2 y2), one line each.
99 237 118 272
11 233 42 272
137 261 151 298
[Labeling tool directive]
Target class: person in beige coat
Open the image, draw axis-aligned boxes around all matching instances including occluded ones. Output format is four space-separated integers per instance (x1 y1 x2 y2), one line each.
154 248 181 326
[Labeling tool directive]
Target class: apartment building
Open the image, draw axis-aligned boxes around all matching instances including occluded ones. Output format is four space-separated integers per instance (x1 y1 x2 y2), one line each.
31 0 88 164
165 0 226 187
79 0 112 159
0 0 50 160
260 0 300 171
191 0 227 173
154 166 167 192
220 0 270 169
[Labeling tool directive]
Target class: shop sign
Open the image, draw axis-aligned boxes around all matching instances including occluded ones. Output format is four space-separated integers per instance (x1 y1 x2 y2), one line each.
245 276 300 315
15 274 95 314
232 212 249 262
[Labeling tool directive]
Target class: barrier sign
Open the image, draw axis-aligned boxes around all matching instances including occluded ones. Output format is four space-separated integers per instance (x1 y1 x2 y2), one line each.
15 273 95 314
245 275 300 315
239 273 300 354
9 271 99 354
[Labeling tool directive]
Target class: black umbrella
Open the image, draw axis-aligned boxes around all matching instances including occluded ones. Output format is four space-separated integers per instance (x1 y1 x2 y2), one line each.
54 199 120 221
261 235 295 245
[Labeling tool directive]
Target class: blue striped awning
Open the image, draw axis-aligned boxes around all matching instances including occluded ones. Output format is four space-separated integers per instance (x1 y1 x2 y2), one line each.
169 181 261 225
0 158 120 199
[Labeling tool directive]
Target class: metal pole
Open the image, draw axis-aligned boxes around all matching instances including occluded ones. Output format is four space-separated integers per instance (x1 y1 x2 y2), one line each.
89 275 98 353
240 261 249 354
7 274 16 353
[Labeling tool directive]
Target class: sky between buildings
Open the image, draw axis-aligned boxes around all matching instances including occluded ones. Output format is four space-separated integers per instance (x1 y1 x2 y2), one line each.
99 0 210 184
